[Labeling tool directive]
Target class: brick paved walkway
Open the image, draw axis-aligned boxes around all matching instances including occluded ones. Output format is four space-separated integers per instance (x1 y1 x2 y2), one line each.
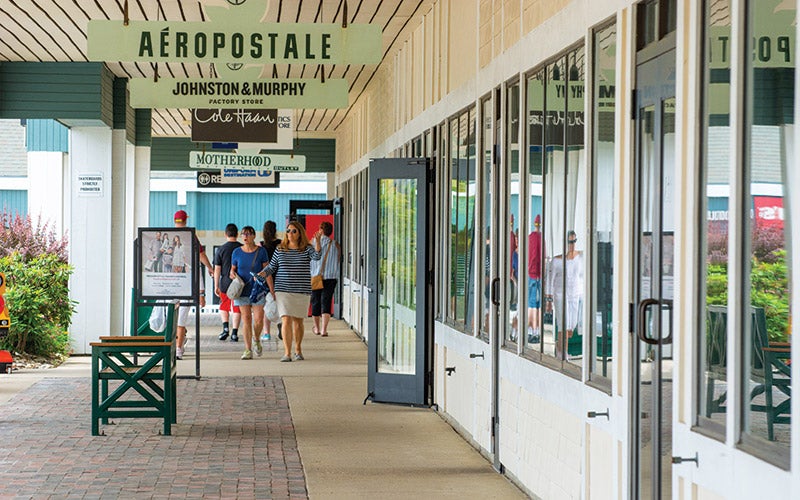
0 377 307 499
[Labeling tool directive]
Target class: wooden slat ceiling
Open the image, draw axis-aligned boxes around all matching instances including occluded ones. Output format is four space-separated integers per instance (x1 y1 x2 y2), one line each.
0 0 431 137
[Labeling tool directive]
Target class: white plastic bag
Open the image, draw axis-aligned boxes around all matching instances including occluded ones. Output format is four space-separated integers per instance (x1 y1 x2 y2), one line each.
264 293 280 323
148 305 167 333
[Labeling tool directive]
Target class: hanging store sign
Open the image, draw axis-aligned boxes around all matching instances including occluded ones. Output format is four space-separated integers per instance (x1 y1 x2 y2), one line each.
197 170 280 188
130 77 348 109
190 152 306 172
88 21 382 65
192 109 278 143
191 109 294 149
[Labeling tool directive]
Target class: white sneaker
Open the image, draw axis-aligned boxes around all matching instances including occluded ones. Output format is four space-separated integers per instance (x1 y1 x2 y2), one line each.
176 347 184 360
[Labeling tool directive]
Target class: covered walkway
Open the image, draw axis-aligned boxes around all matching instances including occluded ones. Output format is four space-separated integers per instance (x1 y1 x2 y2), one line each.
0 319 525 499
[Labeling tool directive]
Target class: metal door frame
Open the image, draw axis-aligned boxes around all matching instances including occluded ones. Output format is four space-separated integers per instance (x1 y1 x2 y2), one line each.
630 48 676 499
365 158 432 406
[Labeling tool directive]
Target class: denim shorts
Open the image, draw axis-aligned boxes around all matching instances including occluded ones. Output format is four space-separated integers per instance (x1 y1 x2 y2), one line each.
234 294 266 307
527 278 541 308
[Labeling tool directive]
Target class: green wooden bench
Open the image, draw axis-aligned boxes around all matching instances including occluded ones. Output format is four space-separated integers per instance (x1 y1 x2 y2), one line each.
91 302 177 436
705 305 791 440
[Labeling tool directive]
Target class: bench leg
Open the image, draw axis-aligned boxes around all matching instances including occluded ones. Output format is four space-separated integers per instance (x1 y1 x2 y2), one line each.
91 354 100 436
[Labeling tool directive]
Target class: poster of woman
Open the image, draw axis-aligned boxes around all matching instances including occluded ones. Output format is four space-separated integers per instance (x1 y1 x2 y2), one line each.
138 227 196 299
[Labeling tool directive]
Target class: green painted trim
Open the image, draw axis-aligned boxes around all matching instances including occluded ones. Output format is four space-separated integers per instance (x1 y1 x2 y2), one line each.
113 78 136 143
135 109 152 146
150 137 334 172
0 62 113 128
26 119 69 152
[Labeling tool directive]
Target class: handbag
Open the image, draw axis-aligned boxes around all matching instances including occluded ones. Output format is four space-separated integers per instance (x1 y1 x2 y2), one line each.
311 240 332 290
228 249 260 299
226 274 245 299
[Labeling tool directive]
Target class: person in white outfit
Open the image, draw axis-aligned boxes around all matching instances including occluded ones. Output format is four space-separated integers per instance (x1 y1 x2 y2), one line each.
546 230 584 359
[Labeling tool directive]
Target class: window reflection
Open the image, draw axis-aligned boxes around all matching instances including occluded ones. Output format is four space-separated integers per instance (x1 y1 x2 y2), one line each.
447 109 477 330
742 0 793 452
526 70 545 351
698 0 730 430
524 50 586 363
590 23 617 381
508 83 521 344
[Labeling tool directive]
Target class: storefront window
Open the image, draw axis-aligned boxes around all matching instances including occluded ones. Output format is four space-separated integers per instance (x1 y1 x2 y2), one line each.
523 47 585 364
741 0 793 461
697 0 730 433
590 22 617 383
447 109 477 329
507 82 521 345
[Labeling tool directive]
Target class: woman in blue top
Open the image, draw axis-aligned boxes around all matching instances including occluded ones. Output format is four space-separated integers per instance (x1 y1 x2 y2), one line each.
258 220 321 362
230 226 269 360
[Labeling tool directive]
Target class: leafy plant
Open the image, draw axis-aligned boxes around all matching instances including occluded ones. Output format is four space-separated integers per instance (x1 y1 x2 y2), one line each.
0 211 69 263
0 210 74 358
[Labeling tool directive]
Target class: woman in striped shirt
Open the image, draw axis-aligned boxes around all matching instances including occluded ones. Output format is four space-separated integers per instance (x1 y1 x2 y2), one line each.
259 220 321 362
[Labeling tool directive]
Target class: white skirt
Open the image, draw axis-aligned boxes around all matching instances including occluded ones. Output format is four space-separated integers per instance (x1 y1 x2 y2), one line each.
276 292 310 319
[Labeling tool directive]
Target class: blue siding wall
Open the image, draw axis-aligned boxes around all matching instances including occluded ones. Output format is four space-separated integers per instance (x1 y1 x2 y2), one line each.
149 192 328 231
0 190 27 216
26 119 68 152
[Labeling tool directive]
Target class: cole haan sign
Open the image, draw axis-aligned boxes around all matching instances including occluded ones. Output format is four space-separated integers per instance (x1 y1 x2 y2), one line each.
191 109 278 143
88 21 381 65
129 77 348 109
189 152 306 172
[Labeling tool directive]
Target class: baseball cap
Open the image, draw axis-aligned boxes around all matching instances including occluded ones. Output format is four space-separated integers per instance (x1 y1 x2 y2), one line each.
534 214 541 225
174 210 188 222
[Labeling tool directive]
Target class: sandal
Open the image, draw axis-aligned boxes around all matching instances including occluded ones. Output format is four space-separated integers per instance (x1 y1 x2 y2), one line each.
321 332 328 337
313 327 321 335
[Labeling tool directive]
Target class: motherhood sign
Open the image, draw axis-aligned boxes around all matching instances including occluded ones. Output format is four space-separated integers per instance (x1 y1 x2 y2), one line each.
129 77 348 109
190 151 306 172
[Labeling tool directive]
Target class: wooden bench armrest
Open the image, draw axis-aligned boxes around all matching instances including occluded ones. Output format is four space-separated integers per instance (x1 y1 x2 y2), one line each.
91 341 173 347
762 346 791 353
99 336 166 342
768 341 791 347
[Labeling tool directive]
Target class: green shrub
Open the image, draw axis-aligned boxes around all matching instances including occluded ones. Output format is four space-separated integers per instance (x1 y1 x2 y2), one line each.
0 253 76 357
0 210 75 359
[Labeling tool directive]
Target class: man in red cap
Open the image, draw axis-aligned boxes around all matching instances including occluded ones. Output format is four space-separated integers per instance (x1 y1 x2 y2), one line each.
527 214 544 344
173 209 212 359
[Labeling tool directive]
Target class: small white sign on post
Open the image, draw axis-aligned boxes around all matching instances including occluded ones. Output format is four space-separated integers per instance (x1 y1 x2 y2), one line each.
77 173 104 197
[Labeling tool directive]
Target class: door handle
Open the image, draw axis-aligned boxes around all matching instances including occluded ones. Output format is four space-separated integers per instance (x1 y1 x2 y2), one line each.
661 299 673 344
491 278 501 306
637 298 660 345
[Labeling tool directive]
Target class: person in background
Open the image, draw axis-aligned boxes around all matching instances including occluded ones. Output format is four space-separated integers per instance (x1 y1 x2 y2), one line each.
173 210 213 360
214 223 242 342
259 220 282 342
258 221 321 362
310 221 341 337
546 230 584 360
527 214 544 344
230 226 269 360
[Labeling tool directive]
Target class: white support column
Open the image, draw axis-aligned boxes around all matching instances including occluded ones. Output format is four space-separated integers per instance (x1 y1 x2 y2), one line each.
27 151 67 234
68 126 114 354
110 130 129 337
123 144 151 335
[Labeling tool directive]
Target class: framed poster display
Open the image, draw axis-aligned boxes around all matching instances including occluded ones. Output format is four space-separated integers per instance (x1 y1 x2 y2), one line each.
136 227 198 301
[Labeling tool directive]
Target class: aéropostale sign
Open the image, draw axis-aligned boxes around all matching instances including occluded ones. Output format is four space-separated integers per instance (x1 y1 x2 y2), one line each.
192 109 277 143
87 21 381 65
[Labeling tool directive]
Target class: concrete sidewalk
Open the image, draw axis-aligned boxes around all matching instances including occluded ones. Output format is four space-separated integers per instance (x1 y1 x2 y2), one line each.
0 319 525 499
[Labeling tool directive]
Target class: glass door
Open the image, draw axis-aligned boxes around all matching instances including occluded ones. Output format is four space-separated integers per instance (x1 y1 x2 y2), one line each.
366 158 430 405
631 50 676 500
